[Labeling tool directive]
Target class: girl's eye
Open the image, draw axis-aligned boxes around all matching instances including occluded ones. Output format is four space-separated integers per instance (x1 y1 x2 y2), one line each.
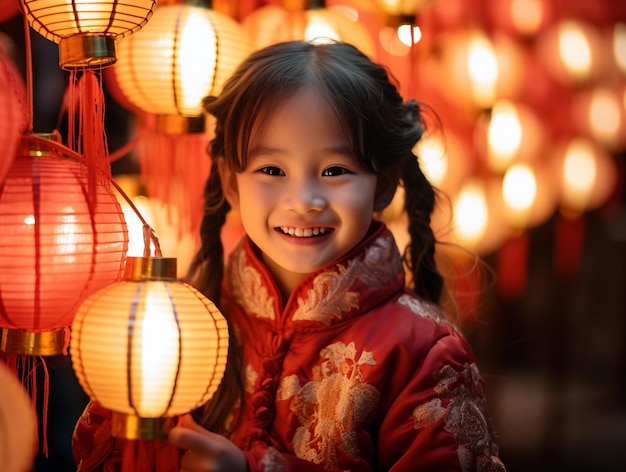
259 166 284 176
322 166 351 177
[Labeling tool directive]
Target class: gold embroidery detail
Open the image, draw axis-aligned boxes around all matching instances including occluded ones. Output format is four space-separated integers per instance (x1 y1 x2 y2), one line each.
293 234 400 324
278 342 379 468
230 249 275 320
397 294 458 332
414 363 505 472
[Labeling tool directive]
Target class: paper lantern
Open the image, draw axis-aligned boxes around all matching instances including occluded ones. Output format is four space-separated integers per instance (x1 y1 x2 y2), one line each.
0 134 128 356
112 3 253 117
242 3 376 59
21 0 156 69
0 44 28 185
70 256 229 439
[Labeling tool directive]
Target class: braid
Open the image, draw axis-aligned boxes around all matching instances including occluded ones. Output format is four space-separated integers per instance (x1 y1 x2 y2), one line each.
400 102 444 304
185 159 229 304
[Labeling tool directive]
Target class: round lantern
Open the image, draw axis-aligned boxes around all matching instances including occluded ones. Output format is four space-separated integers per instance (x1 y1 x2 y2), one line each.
0 45 28 185
21 0 156 69
0 134 128 356
112 3 253 118
70 256 229 439
242 2 376 59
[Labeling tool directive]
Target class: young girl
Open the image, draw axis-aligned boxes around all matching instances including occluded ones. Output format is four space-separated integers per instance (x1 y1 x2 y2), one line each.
73 40 505 472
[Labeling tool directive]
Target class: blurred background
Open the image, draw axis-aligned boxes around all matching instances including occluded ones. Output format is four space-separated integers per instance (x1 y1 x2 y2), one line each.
1 0 625 471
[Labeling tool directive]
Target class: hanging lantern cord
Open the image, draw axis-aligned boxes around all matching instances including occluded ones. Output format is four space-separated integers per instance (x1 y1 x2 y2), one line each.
109 177 162 258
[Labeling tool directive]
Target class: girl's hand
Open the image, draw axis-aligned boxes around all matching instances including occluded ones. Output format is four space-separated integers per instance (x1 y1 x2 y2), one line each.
168 414 247 472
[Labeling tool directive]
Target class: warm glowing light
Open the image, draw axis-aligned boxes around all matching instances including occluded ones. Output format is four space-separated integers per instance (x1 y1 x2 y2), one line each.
588 88 621 147
488 101 522 172
502 164 536 211
374 0 435 15
614 22 626 73
558 21 591 81
306 19 340 42
397 24 422 46
562 139 596 210
416 135 448 186
71 257 229 422
139 301 180 413
467 33 498 108
114 4 252 117
511 0 543 35
454 181 488 244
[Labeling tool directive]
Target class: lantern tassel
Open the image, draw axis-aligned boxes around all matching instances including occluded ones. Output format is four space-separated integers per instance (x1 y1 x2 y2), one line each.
121 438 180 472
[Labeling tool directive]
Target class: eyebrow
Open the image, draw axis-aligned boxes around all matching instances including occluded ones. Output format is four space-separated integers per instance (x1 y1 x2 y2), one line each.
249 143 354 158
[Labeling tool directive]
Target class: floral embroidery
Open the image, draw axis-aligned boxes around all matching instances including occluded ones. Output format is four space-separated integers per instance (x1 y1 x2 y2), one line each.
293 234 400 324
414 363 505 472
413 398 446 428
277 342 380 468
397 294 458 332
229 249 275 320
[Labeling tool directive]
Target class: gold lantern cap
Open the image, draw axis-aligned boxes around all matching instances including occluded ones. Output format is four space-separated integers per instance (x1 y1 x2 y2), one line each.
1 327 68 356
58 34 117 70
111 411 175 440
124 257 177 281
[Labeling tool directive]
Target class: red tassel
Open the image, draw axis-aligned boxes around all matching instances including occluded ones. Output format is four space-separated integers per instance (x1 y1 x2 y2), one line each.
553 213 586 279
496 233 530 299
68 69 111 207
121 438 180 472
137 120 210 238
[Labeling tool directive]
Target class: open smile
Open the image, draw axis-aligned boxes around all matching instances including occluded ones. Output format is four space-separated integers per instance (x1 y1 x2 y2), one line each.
277 226 333 238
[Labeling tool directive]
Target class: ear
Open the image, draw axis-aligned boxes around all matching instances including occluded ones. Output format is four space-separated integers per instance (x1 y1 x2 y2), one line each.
217 158 240 210
373 170 399 211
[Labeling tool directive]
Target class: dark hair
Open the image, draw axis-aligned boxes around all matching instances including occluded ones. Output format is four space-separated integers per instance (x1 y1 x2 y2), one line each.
186 40 443 431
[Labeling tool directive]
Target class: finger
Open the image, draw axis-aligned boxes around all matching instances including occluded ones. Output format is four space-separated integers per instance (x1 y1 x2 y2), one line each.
169 422 221 454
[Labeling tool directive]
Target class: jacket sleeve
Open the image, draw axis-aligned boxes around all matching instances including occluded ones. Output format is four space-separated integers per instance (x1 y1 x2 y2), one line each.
72 401 121 472
377 333 506 472
72 402 179 472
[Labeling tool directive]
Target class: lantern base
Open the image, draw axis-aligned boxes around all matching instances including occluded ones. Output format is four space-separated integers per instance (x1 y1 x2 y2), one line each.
0 328 67 356
155 114 205 136
111 412 175 440
59 34 117 70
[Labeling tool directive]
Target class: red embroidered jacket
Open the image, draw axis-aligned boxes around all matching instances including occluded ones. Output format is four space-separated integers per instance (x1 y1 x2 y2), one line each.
73 223 505 472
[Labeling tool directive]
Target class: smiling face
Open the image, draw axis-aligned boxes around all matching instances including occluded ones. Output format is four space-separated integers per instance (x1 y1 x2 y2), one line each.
220 88 380 298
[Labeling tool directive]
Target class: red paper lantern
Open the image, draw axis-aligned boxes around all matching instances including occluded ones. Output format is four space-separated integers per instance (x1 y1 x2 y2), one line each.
0 134 128 356
0 45 28 185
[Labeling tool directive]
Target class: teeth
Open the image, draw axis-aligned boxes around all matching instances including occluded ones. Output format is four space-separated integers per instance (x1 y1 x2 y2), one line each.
280 226 329 237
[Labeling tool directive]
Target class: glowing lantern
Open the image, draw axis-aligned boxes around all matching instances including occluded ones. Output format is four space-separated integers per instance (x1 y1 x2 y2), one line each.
486 0 553 37
21 0 156 69
554 137 617 215
108 3 252 240
242 1 376 59
70 256 229 439
112 3 252 117
426 29 526 111
481 100 544 173
0 45 28 184
497 162 556 229
613 22 626 75
573 85 626 153
538 19 608 85
0 134 128 356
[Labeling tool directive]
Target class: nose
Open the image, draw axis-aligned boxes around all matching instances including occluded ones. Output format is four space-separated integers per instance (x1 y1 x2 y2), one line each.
283 178 327 213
